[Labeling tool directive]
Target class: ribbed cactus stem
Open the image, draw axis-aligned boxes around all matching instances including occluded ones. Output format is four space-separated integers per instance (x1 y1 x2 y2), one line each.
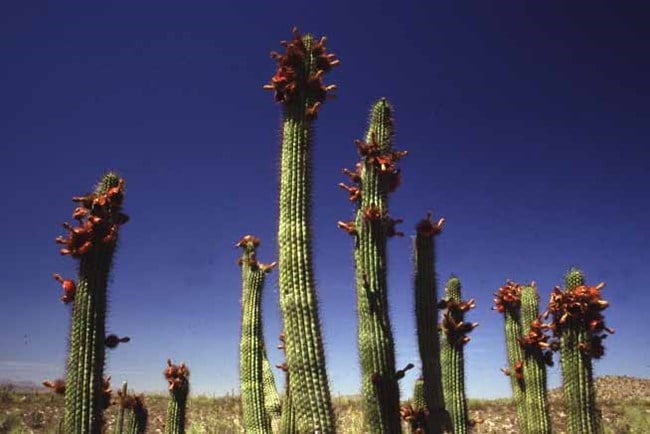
520 284 551 434
267 28 338 433
237 235 275 433
114 381 128 434
440 276 476 434
124 395 148 434
339 98 406 432
60 172 128 434
493 281 528 433
164 360 189 434
262 350 282 431
549 268 611 434
414 213 445 434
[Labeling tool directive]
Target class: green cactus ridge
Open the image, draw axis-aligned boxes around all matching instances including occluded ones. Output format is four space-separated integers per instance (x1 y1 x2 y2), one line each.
557 269 603 434
493 280 528 433
440 276 475 434
413 213 446 434
114 381 128 434
62 172 127 434
163 360 190 434
520 284 551 434
268 28 338 433
238 235 275 433
342 98 405 432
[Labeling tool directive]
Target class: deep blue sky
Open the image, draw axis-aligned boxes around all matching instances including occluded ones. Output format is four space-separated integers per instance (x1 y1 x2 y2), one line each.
1 1 648 399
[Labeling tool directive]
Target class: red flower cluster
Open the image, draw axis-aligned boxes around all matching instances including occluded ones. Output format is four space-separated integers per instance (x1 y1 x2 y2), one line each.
42 378 66 395
518 318 554 366
400 404 429 434
416 212 445 237
501 360 524 383
53 273 76 304
354 134 407 193
439 297 478 348
264 27 338 119
55 179 128 258
544 283 614 359
164 359 190 393
492 280 523 313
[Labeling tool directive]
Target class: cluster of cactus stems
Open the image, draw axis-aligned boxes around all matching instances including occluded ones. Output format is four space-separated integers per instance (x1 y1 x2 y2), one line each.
440 276 477 434
44 29 617 434
337 98 407 432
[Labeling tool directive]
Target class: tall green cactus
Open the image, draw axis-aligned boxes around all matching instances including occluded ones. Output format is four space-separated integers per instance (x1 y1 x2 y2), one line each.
413 213 446 434
277 332 296 434
546 268 613 434
163 359 190 434
493 280 528 433
237 235 276 433
54 172 128 433
440 276 476 434
519 283 552 434
337 98 406 432
265 27 338 433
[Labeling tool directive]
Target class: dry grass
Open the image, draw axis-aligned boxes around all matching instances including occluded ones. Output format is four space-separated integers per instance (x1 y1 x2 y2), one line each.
0 376 648 433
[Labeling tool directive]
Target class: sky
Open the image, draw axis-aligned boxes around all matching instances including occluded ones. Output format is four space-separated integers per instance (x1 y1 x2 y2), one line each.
1 1 648 400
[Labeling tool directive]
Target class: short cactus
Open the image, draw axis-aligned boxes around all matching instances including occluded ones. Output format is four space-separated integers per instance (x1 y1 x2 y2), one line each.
413 213 446 434
401 377 429 433
55 172 129 434
237 234 277 433
163 359 190 434
545 268 613 434
116 383 148 434
440 276 477 434
493 280 528 432
265 27 338 433
519 283 552 434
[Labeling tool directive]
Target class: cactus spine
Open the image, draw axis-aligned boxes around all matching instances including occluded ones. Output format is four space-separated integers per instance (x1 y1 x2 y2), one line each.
337 98 406 432
493 281 528 432
546 269 613 434
265 28 338 433
440 276 476 434
237 235 276 433
519 283 552 434
163 359 190 434
413 213 446 434
56 172 128 434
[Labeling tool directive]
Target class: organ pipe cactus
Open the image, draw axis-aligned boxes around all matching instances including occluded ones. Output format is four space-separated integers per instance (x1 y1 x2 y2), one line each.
277 332 296 434
337 98 407 432
440 276 476 434
265 27 338 433
493 280 528 432
545 269 613 434
237 235 277 433
262 350 282 431
163 359 190 434
519 283 552 434
116 384 148 434
400 377 429 433
54 172 129 434
413 213 446 434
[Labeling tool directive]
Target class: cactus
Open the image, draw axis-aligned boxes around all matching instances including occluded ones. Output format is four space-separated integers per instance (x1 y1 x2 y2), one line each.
493 280 528 432
265 27 338 433
237 235 277 433
413 213 446 434
440 276 476 434
336 97 406 432
400 377 429 433
163 359 190 434
519 283 552 434
262 350 282 431
545 268 613 434
116 384 148 434
54 172 128 433
276 332 296 434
